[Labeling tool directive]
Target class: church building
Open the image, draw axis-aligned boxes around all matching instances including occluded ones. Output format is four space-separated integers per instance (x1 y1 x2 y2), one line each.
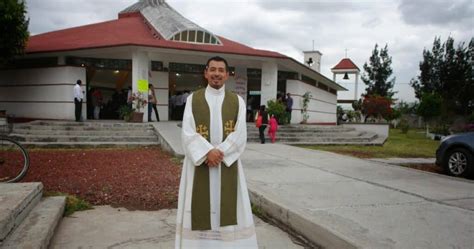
0 0 345 124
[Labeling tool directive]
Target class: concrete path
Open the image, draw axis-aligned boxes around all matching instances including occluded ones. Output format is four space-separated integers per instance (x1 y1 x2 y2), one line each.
50 206 303 249
147 122 474 248
242 143 474 249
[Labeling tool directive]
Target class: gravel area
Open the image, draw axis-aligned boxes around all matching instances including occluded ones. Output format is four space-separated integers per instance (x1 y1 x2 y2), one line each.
21 147 181 210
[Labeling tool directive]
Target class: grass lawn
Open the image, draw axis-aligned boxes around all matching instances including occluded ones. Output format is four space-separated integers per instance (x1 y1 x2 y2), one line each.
302 128 440 158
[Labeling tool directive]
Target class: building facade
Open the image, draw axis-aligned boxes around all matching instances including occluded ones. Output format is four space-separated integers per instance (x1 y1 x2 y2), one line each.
0 0 345 124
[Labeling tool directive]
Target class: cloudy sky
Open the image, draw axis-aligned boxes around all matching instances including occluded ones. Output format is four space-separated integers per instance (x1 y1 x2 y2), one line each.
25 0 473 103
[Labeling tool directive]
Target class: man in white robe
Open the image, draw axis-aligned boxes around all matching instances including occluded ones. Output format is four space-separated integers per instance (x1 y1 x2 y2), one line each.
175 56 258 249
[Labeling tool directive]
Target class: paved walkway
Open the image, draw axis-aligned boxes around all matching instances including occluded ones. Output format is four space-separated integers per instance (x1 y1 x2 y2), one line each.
153 121 474 249
51 206 303 249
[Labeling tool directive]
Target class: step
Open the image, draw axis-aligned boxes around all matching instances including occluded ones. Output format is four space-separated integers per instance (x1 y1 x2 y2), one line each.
21 141 161 148
9 134 159 143
247 127 356 133
13 125 154 132
28 120 152 128
11 129 155 136
0 183 43 242
247 131 365 137
0 196 66 249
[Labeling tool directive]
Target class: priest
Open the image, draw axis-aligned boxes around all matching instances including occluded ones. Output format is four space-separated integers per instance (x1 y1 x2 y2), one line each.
175 56 258 248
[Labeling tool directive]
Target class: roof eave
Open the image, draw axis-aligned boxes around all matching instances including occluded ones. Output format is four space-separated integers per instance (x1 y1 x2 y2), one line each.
280 57 347 91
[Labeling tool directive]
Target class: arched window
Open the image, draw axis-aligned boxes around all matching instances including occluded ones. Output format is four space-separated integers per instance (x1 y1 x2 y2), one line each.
170 30 221 45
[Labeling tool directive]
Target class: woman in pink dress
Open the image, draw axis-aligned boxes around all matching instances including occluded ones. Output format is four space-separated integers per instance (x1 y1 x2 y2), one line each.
268 114 278 143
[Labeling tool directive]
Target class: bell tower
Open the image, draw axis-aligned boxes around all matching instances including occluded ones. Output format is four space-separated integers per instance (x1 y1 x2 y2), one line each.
331 57 360 102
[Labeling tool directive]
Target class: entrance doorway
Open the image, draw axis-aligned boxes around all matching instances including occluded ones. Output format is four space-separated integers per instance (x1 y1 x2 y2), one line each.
86 68 131 120
168 72 205 120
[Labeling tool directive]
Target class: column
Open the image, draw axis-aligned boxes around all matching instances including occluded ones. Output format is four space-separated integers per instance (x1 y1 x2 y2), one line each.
132 51 150 122
260 61 278 106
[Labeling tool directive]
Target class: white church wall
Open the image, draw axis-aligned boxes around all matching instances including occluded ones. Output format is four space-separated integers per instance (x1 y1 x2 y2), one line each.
0 66 86 120
286 80 337 124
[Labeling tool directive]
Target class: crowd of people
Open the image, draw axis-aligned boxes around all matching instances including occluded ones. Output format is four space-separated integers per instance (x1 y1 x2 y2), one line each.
168 90 190 120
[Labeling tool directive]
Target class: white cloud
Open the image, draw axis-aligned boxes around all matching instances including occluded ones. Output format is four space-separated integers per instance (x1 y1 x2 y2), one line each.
25 0 474 103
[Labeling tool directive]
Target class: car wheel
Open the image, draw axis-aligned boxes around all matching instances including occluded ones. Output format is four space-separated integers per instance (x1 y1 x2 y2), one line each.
443 148 473 177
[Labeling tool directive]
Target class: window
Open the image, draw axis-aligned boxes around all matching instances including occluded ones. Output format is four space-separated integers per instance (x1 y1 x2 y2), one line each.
173 33 180 41
196 31 204 43
181 31 188 41
171 30 221 45
189 30 196 42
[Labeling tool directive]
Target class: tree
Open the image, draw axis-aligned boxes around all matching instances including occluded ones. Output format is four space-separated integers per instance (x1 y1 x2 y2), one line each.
410 36 474 116
361 44 396 98
0 0 29 65
417 92 442 125
361 95 393 122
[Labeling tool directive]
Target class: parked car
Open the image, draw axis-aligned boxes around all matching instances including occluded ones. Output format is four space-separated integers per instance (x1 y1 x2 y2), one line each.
435 132 474 178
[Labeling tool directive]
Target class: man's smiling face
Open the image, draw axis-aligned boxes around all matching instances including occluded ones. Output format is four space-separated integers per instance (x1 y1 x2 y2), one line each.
204 60 229 89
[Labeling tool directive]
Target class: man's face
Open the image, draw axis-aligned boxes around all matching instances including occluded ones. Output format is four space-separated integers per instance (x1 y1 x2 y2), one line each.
204 60 229 89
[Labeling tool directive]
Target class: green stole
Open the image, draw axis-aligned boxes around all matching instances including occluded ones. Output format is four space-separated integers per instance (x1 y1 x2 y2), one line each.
191 88 239 231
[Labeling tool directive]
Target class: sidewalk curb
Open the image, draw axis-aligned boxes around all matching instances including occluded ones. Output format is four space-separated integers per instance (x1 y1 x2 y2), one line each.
248 188 358 249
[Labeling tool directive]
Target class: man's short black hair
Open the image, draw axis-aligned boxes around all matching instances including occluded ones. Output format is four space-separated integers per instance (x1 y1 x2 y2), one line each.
205 56 229 72
76 80 82 85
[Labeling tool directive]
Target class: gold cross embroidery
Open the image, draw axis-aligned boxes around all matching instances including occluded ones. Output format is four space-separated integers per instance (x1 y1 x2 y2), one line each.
196 124 209 139
224 120 235 136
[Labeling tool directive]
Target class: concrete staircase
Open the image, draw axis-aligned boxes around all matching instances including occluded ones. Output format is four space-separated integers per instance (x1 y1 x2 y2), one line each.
247 124 381 145
0 182 66 249
8 120 160 148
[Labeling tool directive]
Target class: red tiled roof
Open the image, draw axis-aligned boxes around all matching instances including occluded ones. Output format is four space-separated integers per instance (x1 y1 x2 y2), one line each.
26 15 287 59
331 58 360 70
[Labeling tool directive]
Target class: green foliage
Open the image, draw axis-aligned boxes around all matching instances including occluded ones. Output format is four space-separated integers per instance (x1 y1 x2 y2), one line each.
303 129 439 158
44 192 93 216
266 99 287 124
0 0 29 65
468 113 474 123
347 110 362 122
431 124 450 135
118 105 133 121
352 99 362 112
398 118 410 134
361 44 396 98
394 101 419 115
337 106 344 121
301 91 312 123
390 101 419 122
410 36 474 116
417 92 442 122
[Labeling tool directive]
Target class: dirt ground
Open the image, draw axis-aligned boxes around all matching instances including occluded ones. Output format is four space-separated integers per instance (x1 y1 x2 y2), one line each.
21 147 181 210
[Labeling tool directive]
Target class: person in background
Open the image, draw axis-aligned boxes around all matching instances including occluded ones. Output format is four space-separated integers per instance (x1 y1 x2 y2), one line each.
256 105 269 144
127 86 133 109
73 79 84 122
268 114 279 143
286 93 293 124
91 88 103 120
148 83 160 122
175 91 184 120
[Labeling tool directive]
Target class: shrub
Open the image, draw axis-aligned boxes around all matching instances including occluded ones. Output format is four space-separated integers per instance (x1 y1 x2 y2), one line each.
266 99 288 124
431 124 450 135
118 105 133 121
362 95 393 121
399 118 410 134
301 92 312 123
